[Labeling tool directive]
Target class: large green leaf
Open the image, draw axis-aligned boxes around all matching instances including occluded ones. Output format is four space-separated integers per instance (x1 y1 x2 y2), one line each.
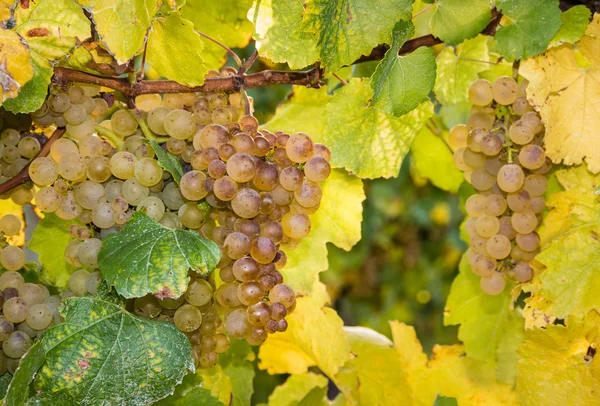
280 170 364 297
14 0 91 60
262 86 330 138
147 13 207 87
155 373 224 406
495 0 562 60
0 373 12 400
411 125 463 193
550 5 592 47
5 342 46 406
268 373 328 406
324 78 434 178
98 212 220 299
430 0 491 44
3 52 52 114
13 287 193 405
181 0 253 70
77 0 161 63
444 255 524 370
434 35 489 105
27 213 78 288
150 140 184 183
302 0 413 71
370 20 435 117
250 0 319 69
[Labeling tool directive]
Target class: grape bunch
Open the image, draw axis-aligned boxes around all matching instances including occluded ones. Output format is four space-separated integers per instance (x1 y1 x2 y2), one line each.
450 76 549 295
2 68 331 369
0 215 64 376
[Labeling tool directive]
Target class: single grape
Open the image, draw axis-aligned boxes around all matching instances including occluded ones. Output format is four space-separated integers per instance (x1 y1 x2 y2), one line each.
486 234 512 260
471 254 496 277
26 304 53 330
514 262 533 283
111 110 138 137
519 145 546 170
516 232 540 252
448 124 469 149
480 272 506 295
0 246 25 272
69 269 91 296
523 174 547 196
224 232 251 260
497 164 525 193
507 189 531 212
224 308 250 339
3 331 31 358
85 271 102 295
468 79 493 106
231 188 261 218
247 302 271 327
250 237 277 264
58 152 86 181
174 304 203 332
185 279 213 307
137 196 165 222
492 76 518 105
164 109 196 140
237 281 264 306
19 283 47 306
28 157 58 186
475 215 500 238
483 194 506 217
0 214 21 236
269 284 295 309
511 211 538 234
3 297 28 323
110 151 138 180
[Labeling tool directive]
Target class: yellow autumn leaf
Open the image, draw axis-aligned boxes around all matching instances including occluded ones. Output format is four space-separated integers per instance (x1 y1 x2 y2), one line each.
0 28 34 102
520 15 600 172
516 311 600 406
0 199 26 247
390 322 517 406
258 296 350 377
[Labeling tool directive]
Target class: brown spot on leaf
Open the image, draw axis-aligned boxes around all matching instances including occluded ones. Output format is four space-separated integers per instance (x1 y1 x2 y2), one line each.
20 0 29 8
345 2 352 24
154 286 173 299
591 230 599 241
78 359 90 370
27 28 49 37
585 346 596 362
85 352 93 358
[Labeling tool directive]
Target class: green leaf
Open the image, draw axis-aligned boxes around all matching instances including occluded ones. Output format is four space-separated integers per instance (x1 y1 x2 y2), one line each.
14 0 91 61
77 0 161 64
262 86 330 139
3 53 52 114
250 0 319 69
550 5 592 46
324 78 434 178
444 255 524 364
147 13 207 87
411 125 463 193
433 396 459 406
0 373 12 400
181 0 253 70
516 312 600 406
296 387 328 406
495 0 562 60
27 213 78 288
259 296 351 377
155 373 224 406
98 212 220 299
430 0 491 44
334 327 413 405
150 140 184 183
302 0 413 71
58 44 122 76
434 35 489 105
281 170 364 297
23 286 193 405
370 21 436 117
5 342 46 406
268 373 328 406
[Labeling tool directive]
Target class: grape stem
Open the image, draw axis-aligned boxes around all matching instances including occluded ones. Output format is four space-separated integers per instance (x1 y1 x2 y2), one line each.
132 109 169 144
0 127 66 196
94 125 124 149
196 31 243 67
331 73 348 86
51 9 503 96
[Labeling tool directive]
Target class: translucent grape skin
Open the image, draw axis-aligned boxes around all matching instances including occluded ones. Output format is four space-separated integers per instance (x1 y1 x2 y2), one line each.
480 272 506 295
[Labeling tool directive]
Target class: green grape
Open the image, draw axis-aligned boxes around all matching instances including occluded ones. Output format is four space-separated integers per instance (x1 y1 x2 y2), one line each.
250 237 277 264
50 93 71 113
519 145 546 170
226 153 256 183
185 279 213 307
294 181 321 208
66 116 96 141
74 181 105 210
174 304 203 332
511 211 538 234
0 246 25 272
497 164 525 193
507 190 531 212
467 111 494 130
474 215 500 238
530 196 545 214
224 232 251 260
224 308 250 339
448 124 469 149
77 238 102 269
0 214 21 236
86 156 112 183
253 162 279 191
10 187 34 205
111 110 138 137
492 76 518 105
279 166 303 191
122 178 149 206
508 120 535 145
68 85 86 104
85 271 102 295
523 175 547 196
161 181 186 210
137 196 165 222
480 133 502 156
19 283 47 306
0 319 14 341
232 257 260 282
180 170 208 201
110 151 138 179
91 98 109 118
63 104 87 125
104 180 124 201
17 137 40 159
28 157 58 186
164 109 195 140
56 191 83 221
215 283 242 308
483 194 506 217
286 133 314 163
3 331 31 358
158 295 185 309
514 262 533 283
236 281 264 306
271 302 287 321
486 234 511 260
0 271 23 291
269 283 295 309
199 351 219 368
231 133 255 154
178 202 206 229
231 188 261 218
50 138 78 163
452 148 471 172
219 265 235 283
4 297 28 323
26 304 53 330
521 112 543 134
213 176 239 201
134 295 162 318
1 129 19 146
211 107 232 125
79 136 102 157
92 202 115 229
468 79 493 106
253 136 271 157
471 168 495 191
247 326 268 346
480 272 506 295
134 157 163 187
18 321 37 338
516 232 540 252
512 97 532 116
214 333 230 353
58 152 86 181
281 212 311 239
69 269 91 296
304 156 331 183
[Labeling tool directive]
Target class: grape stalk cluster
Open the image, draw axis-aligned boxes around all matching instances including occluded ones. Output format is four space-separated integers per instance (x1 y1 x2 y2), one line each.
0 68 331 368
450 76 549 295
